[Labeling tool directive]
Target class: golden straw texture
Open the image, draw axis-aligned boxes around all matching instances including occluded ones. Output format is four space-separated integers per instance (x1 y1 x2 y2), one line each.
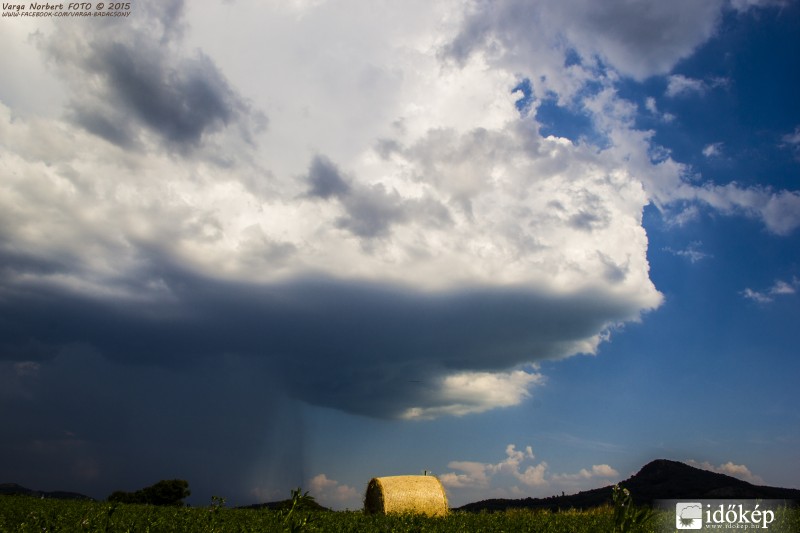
363 475 449 516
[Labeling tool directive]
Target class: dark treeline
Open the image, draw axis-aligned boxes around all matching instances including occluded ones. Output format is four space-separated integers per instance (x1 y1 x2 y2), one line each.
108 479 190 506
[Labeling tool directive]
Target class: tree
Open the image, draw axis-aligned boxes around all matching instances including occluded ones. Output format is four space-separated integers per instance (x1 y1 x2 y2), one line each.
108 479 191 506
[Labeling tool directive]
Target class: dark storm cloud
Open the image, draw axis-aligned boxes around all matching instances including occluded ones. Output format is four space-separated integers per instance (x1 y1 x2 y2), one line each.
0 347 303 506
1 259 652 502
1 263 643 419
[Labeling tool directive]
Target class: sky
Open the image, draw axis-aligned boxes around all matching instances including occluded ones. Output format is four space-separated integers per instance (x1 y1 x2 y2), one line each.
0 0 798 510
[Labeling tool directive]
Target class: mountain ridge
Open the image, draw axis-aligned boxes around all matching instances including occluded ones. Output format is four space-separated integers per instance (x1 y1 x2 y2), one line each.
457 459 800 512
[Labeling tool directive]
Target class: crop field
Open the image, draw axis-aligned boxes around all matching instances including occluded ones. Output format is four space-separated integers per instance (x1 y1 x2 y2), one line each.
2 495 799 533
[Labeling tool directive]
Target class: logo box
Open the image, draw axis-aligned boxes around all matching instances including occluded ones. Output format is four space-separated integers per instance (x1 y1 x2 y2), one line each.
657 499 795 531
675 501 703 529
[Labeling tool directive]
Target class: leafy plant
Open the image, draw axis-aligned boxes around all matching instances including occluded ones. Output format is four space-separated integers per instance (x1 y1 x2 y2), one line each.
279 488 316 533
611 484 655 533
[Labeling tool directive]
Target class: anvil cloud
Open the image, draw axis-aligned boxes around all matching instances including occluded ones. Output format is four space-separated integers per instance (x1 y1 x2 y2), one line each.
2 0 798 506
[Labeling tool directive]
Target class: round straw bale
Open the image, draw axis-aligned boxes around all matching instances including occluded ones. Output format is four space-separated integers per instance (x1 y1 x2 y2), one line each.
364 475 448 516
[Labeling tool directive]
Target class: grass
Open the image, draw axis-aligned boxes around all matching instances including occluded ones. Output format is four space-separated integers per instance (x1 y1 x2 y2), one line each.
2 494 799 532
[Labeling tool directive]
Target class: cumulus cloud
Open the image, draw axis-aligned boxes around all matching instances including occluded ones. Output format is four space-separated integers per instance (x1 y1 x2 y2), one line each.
440 444 619 502
687 460 765 484
551 464 620 483
692 185 800 235
0 0 668 425
440 445 545 490
638 160 800 235
308 474 360 510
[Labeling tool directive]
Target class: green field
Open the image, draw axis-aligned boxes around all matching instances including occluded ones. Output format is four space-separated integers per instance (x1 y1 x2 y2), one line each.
2 495 799 532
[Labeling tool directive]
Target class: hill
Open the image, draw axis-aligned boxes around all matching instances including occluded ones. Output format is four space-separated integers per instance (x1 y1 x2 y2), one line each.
239 498 331 512
458 459 800 512
0 483 94 501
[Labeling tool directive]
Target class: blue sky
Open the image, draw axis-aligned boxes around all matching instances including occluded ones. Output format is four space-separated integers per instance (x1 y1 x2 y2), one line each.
1 0 798 510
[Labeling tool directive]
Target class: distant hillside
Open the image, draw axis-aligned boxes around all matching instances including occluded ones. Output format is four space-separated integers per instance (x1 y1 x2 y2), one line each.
0 483 94 501
458 459 800 512
239 498 331 512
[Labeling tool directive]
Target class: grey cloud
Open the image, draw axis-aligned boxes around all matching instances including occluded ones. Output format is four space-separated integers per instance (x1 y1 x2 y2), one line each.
139 0 187 43
304 155 452 240
70 105 137 149
337 188 452 239
306 155 351 199
569 210 608 231
42 1 263 153
439 7 494 66
597 252 629 284
567 191 611 231
374 138 402 159
336 184 409 238
444 0 725 80
560 0 721 76
94 42 239 147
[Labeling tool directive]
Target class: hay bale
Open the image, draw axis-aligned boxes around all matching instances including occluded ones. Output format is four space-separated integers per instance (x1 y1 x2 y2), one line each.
363 475 448 516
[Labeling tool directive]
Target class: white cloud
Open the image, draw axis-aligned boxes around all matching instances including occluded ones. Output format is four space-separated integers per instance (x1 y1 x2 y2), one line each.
308 474 361 510
401 370 544 420
719 188 791 233
664 241 712 263
650 178 800 236
742 278 799 303
666 75 730 98
686 460 765 484
782 127 800 146
440 444 620 503
440 444 546 489
551 464 620 482
666 75 708 97
1 3 665 296
644 97 675 123
782 126 800 159
729 0 791 12
703 142 724 158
